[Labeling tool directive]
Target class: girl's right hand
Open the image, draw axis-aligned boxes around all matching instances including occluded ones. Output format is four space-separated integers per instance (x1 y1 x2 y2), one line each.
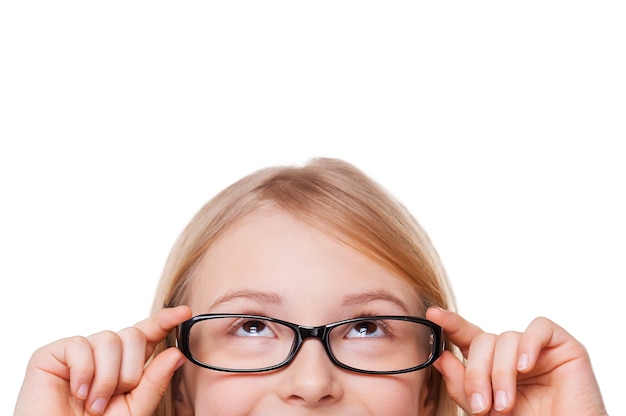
14 305 192 416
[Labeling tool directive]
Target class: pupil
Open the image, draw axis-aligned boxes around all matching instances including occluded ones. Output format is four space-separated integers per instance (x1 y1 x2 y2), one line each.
243 321 265 334
356 322 375 335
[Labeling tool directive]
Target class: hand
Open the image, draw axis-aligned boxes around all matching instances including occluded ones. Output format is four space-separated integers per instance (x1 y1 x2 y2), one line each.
14 306 192 416
426 307 608 415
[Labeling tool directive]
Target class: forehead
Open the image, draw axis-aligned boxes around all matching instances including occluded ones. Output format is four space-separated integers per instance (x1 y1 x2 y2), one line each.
188 207 423 322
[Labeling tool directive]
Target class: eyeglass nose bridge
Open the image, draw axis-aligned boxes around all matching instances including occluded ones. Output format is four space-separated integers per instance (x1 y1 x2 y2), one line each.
296 324 328 340
288 324 336 363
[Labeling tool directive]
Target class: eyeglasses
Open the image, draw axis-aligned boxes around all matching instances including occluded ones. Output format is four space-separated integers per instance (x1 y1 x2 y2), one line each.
177 314 444 375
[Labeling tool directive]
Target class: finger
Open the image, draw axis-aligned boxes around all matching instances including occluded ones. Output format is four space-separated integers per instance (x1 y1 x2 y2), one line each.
464 332 496 415
134 305 192 356
491 331 521 412
426 307 483 356
125 347 186 415
84 331 123 415
517 316 582 373
114 326 148 394
15 336 97 416
38 335 96 400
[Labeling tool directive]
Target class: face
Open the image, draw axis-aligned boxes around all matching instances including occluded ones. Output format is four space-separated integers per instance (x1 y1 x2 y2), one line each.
177 207 435 416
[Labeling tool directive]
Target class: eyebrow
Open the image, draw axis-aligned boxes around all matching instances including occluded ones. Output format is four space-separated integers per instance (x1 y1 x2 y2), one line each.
341 290 412 314
207 288 413 314
209 289 284 310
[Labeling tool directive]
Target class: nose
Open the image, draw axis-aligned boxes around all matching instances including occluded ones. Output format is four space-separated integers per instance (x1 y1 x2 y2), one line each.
277 338 344 406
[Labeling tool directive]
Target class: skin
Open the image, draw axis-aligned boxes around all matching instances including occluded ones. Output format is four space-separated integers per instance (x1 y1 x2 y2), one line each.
14 208 608 415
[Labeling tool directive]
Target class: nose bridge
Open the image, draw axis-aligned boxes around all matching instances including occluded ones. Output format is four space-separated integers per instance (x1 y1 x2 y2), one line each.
291 324 333 365
279 324 343 405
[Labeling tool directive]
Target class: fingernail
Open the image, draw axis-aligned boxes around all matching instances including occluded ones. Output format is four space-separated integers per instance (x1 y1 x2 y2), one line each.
90 398 107 415
495 389 509 411
77 383 89 399
470 393 486 414
518 352 529 370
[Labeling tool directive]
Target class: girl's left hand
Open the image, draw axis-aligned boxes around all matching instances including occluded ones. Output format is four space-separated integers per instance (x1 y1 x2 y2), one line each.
426 307 608 415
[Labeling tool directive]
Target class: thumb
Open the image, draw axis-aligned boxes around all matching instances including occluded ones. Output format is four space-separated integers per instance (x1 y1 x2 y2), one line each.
433 351 473 415
125 347 185 415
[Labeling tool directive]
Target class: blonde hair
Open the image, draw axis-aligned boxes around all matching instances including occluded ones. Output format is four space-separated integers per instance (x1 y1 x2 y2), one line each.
150 157 460 415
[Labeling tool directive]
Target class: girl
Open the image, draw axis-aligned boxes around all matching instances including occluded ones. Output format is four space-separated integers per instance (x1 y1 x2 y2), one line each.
15 158 607 415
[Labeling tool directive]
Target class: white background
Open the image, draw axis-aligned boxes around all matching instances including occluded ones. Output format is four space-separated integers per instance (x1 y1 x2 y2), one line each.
1 2 624 414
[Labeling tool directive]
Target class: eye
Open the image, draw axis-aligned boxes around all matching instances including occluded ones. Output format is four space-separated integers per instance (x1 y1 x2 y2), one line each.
232 319 276 337
345 321 386 338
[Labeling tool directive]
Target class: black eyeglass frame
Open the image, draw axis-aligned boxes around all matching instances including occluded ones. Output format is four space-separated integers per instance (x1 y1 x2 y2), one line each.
177 313 444 375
